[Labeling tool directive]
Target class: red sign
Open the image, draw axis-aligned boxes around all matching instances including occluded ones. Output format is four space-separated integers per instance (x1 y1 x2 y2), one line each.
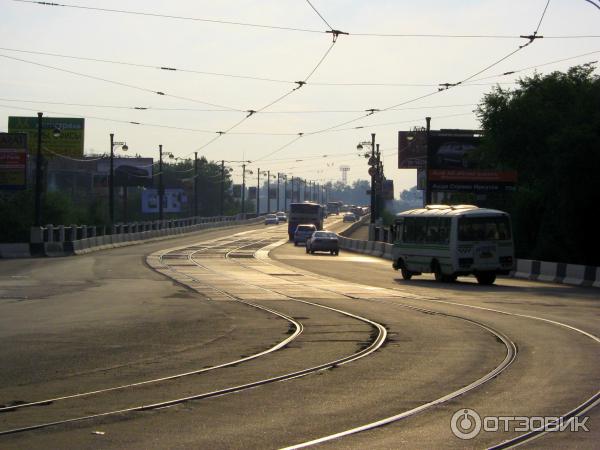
0 133 28 190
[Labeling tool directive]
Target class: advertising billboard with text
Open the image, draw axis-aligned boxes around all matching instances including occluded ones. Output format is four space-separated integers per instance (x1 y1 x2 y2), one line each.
8 116 85 158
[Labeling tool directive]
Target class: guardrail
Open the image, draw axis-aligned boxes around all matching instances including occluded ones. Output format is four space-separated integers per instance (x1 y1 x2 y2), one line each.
18 215 264 257
337 233 599 288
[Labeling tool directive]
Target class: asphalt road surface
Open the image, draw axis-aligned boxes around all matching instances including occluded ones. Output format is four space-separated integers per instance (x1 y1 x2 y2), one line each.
0 217 598 449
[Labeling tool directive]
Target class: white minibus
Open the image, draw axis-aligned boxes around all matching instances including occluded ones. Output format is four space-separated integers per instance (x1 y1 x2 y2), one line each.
391 205 514 285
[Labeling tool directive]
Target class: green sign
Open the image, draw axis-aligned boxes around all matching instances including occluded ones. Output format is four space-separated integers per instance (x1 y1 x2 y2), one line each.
8 116 85 158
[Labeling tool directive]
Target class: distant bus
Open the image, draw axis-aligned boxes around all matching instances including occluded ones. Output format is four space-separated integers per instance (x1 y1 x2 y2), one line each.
391 205 514 285
288 202 324 240
326 201 343 215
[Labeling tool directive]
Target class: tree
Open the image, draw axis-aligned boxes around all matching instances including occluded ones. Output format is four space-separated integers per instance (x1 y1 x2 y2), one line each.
476 64 600 265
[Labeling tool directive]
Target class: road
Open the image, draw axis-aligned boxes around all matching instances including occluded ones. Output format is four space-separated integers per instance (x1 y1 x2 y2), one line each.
0 217 598 449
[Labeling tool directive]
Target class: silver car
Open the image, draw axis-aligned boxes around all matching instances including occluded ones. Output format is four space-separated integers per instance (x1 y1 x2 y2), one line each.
306 231 339 255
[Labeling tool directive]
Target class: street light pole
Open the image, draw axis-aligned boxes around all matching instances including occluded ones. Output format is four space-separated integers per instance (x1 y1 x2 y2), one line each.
370 133 376 223
194 152 198 217
277 173 280 211
241 163 246 217
266 170 271 213
158 145 164 222
257 168 261 215
109 133 128 226
283 175 288 210
220 160 225 216
34 112 43 226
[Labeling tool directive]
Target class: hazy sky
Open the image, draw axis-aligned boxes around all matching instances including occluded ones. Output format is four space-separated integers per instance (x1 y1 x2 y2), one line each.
1 0 598 194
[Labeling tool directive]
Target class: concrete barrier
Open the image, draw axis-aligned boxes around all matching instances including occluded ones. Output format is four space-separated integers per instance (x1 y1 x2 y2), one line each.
338 237 599 288
0 216 264 258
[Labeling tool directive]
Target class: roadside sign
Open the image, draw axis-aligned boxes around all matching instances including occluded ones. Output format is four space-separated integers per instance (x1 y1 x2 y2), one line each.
8 116 85 158
0 133 28 190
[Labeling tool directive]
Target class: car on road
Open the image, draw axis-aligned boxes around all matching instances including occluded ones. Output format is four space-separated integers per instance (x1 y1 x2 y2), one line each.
306 231 339 255
275 211 287 222
343 212 357 222
264 213 279 225
293 224 317 246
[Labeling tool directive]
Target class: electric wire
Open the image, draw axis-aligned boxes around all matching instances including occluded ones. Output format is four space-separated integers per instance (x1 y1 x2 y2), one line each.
0 53 243 112
12 0 326 34
305 0 333 30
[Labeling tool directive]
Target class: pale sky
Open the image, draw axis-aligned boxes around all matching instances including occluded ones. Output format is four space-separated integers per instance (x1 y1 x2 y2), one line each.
1 0 598 194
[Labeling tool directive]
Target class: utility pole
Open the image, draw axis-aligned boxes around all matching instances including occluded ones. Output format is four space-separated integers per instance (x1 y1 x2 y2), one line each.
266 170 271 213
220 160 225 216
158 144 164 222
291 176 294 203
241 163 246 217
276 173 280 211
194 152 198 217
256 168 261 215
369 133 376 223
425 116 432 206
284 175 288 210
34 112 43 226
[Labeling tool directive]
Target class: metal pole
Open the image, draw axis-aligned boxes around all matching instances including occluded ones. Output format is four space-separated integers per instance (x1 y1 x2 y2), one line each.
109 133 115 226
425 116 432 206
257 168 260 215
277 173 280 211
370 133 376 224
220 160 225 216
284 176 288 210
158 145 164 222
193 152 198 217
266 170 270 213
241 163 246 217
34 112 43 226
291 176 294 203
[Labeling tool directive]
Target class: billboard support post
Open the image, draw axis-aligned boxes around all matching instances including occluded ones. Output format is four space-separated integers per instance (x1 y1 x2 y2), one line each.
109 134 128 226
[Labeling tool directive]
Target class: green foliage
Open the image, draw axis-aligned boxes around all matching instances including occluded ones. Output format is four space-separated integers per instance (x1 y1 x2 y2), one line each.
476 64 600 265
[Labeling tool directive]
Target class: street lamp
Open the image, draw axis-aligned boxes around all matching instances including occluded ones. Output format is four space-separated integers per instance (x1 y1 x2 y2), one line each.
357 133 378 223
109 133 128 226
33 112 61 226
158 145 174 222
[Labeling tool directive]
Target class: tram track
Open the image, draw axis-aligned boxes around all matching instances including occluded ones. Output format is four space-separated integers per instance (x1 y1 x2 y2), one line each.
4 228 595 449
0 232 385 436
251 237 600 448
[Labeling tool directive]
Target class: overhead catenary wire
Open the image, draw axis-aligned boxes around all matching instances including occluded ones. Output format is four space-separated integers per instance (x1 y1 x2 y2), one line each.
0 53 244 112
12 0 598 39
4 0 589 176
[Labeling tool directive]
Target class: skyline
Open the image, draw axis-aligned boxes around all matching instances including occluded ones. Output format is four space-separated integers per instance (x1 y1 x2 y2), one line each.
1 0 599 193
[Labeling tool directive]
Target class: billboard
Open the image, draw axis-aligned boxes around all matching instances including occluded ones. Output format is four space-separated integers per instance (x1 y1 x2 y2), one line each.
398 129 427 169
428 130 481 170
0 133 27 190
8 116 84 158
96 157 153 187
141 188 187 213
